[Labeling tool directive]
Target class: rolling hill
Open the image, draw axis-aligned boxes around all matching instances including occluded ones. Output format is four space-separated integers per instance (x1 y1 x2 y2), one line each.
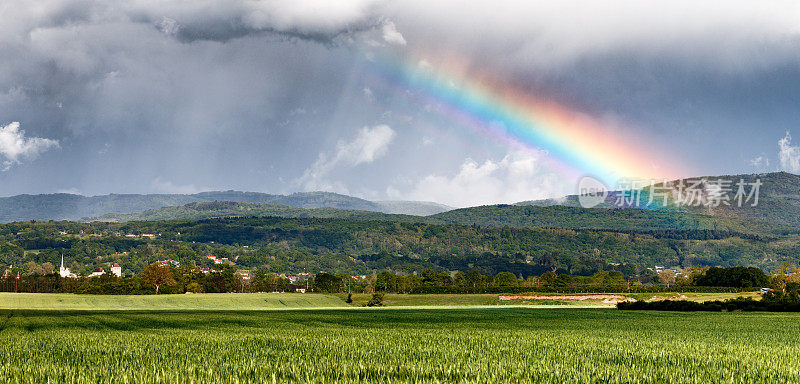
94 201 422 223
0 191 452 223
513 172 800 232
94 199 782 236
6 172 799 237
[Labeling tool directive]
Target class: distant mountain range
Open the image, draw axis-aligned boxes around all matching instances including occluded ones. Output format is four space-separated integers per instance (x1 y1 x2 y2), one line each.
0 191 452 223
88 172 799 236
4 172 799 236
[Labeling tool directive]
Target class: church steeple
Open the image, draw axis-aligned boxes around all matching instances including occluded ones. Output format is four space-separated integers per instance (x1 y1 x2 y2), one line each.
59 253 71 278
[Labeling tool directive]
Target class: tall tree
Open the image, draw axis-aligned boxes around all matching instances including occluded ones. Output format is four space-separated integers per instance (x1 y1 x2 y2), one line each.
140 263 176 294
659 270 676 287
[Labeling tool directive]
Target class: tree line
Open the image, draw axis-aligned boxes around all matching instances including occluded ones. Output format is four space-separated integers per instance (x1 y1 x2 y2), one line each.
0 265 780 295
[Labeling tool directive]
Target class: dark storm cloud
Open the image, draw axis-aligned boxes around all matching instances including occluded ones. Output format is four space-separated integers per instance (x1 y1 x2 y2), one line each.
155 15 383 45
0 0 395 195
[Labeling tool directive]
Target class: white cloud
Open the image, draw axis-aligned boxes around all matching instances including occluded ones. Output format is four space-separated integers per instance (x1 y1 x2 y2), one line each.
238 0 379 34
300 125 396 191
0 122 59 170
779 131 800 173
381 21 406 46
749 155 769 169
402 151 570 207
150 177 205 194
57 187 81 195
363 87 374 99
337 125 396 165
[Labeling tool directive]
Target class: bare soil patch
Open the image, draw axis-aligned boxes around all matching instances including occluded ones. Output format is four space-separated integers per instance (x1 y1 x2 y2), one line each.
498 294 630 302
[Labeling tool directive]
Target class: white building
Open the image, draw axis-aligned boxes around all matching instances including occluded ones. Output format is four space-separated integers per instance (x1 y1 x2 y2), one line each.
88 267 105 278
111 263 122 277
59 255 77 279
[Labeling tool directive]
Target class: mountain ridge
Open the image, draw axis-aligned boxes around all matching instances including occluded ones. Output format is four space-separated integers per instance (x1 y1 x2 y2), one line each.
0 191 453 223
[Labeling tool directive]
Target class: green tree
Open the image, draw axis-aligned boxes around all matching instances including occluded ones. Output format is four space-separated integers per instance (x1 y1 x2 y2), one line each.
186 282 205 293
494 272 519 287
676 266 707 286
313 272 342 293
552 274 575 288
366 292 385 307
140 263 176 294
376 271 396 292
539 271 557 286
658 270 676 287
464 270 487 288
592 270 625 287
173 264 204 292
23 261 37 277
41 262 55 275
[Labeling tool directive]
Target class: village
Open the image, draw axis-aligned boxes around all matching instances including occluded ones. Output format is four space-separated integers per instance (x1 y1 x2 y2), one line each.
45 253 374 294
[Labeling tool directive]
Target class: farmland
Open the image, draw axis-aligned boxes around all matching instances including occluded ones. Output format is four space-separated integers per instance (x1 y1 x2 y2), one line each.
0 292 348 311
1 307 799 383
0 292 761 310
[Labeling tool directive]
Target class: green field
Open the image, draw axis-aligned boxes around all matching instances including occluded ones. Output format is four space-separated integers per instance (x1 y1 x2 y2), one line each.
0 292 349 310
0 308 798 383
342 293 502 307
0 292 763 311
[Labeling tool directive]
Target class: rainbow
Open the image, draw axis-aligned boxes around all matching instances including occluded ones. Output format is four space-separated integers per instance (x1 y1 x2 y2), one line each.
365 52 686 187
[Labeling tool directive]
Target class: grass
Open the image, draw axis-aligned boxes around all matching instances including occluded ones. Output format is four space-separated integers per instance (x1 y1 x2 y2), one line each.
0 308 799 383
625 291 761 302
342 293 502 307
343 292 762 308
0 292 762 311
0 292 349 310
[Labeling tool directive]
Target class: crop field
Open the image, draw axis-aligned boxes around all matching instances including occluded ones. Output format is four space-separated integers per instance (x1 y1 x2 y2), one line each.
0 292 761 311
0 308 798 383
342 292 760 308
0 292 349 310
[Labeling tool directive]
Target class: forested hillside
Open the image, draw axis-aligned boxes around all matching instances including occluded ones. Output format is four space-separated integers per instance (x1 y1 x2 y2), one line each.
517 172 800 227
3 172 799 280
96 200 789 237
430 205 782 234
1 217 795 279
94 201 420 223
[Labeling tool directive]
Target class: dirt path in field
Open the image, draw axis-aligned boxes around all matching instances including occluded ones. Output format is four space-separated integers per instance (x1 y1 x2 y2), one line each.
646 294 688 302
498 294 631 303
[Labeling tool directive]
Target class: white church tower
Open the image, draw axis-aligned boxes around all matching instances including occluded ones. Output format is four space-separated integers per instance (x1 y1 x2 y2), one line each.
59 254 72 278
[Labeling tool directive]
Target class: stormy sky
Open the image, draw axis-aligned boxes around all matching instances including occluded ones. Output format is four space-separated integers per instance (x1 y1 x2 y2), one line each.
1 0 800 207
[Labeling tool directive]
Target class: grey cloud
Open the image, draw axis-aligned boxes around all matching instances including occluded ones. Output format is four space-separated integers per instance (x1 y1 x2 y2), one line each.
388 0 800 73
3 0 389 45
130 0 387 44
0 1 394 195
0 0 799 205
